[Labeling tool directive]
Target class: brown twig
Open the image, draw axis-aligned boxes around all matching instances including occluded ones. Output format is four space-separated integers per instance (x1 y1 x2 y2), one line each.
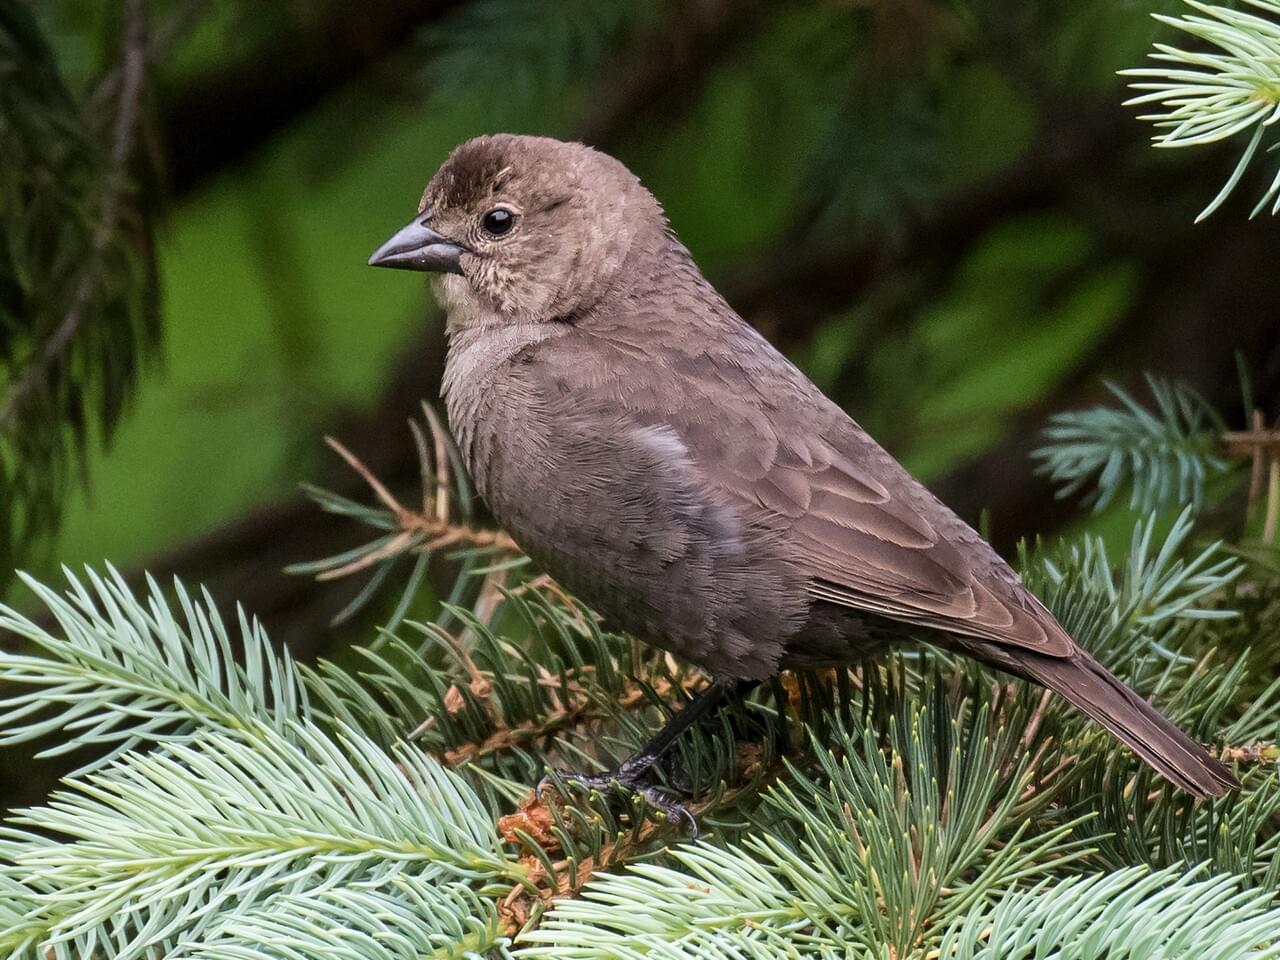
1222 427 1280 459
438 675 674 767
1220 742 1280 765
1265 458 1279 546
1235 410 1272 509
409 623 494 738
1021 689 1055 751
509 574 591 629
421 402 452 524
1223 414 1280 544
315 530 417 581
316 433 519 585
324 436 407 516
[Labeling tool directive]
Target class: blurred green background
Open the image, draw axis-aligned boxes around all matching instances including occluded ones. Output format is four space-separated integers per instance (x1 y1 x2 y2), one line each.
6 0 1280 648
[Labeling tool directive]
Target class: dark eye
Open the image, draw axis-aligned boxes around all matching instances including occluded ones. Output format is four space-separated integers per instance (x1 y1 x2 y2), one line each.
482 208 516 237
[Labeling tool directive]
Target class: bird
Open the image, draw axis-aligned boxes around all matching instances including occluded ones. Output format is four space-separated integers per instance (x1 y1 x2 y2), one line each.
368 133 1238 822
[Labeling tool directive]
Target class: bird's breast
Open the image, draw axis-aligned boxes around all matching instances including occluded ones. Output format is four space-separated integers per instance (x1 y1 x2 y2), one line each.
442 321 565 487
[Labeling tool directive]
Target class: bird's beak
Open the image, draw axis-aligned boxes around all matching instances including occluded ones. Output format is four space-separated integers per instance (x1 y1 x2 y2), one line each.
368 216 468 274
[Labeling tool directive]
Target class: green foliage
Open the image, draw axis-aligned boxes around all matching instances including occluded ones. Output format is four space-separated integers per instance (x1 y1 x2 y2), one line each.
935 866 1280 959
0 567 306 766
0 0 159 580
1123 0 1280 220
306 596 639 779
188 878 514 960
525 693 1088 959
1028 507 1241 660
1032 376 1231 514
3 0 1280 955
3 393 1278 956
2 498 1278 957
7 727 514 957
0 570 525 959
24 0 1277 587
795 4 943 244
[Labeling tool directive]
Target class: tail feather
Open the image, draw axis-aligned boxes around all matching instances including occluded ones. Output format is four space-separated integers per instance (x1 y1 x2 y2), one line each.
986 646 1238 797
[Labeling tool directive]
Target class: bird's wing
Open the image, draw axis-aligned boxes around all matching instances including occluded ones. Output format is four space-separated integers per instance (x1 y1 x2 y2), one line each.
532 320 1073 659
688 410 1076 658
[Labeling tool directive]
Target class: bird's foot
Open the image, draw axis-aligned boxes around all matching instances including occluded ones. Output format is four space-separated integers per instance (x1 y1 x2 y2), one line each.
537 762 699 836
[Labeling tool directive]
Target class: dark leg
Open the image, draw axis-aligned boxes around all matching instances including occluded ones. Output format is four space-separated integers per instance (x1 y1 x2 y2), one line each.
616 677 758 779
540 677 758 834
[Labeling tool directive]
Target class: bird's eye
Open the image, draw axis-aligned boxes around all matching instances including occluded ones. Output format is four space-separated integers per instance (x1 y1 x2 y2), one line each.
481 208 516 237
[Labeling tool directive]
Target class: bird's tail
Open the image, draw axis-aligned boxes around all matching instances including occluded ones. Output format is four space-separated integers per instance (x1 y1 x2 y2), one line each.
995 646 1238 797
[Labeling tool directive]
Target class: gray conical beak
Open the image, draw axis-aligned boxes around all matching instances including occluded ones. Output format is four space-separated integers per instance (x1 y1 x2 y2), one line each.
368 216 468 274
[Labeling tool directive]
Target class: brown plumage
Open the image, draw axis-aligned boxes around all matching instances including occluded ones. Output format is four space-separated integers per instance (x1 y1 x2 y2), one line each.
370 133 1237 799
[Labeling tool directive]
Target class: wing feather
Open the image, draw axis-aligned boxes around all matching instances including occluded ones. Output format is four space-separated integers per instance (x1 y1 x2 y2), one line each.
702 426 1076 658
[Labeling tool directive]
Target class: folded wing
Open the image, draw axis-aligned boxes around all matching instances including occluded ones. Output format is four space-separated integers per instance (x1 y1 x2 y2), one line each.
698 423 1076 658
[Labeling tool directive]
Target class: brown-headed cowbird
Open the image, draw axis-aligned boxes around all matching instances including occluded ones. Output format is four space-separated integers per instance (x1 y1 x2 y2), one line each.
370 134 1237 821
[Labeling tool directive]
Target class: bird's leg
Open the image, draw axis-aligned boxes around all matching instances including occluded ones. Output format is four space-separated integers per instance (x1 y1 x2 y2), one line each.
622 678 759 779
540 677 757 834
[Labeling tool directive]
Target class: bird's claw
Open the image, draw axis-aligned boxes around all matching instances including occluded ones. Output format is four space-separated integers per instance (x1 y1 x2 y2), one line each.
635 784 699 836
536 767 698 837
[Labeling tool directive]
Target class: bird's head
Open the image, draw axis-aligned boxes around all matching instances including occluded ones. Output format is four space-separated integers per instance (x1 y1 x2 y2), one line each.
370 134 664 328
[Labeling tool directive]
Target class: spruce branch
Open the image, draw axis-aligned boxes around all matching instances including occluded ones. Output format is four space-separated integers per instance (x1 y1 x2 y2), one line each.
1032 376 1230 515
4 727 523 958
520 695 1091 959
0 541 1276 957
185 877 514 960
303 589 713 790
6 388 1280 958
0 566 307 771
1027 507 1242 674
0 568 530 958
0 869 40 957
935 865 1280 960
497 742 784 932
1122 0 1280 221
